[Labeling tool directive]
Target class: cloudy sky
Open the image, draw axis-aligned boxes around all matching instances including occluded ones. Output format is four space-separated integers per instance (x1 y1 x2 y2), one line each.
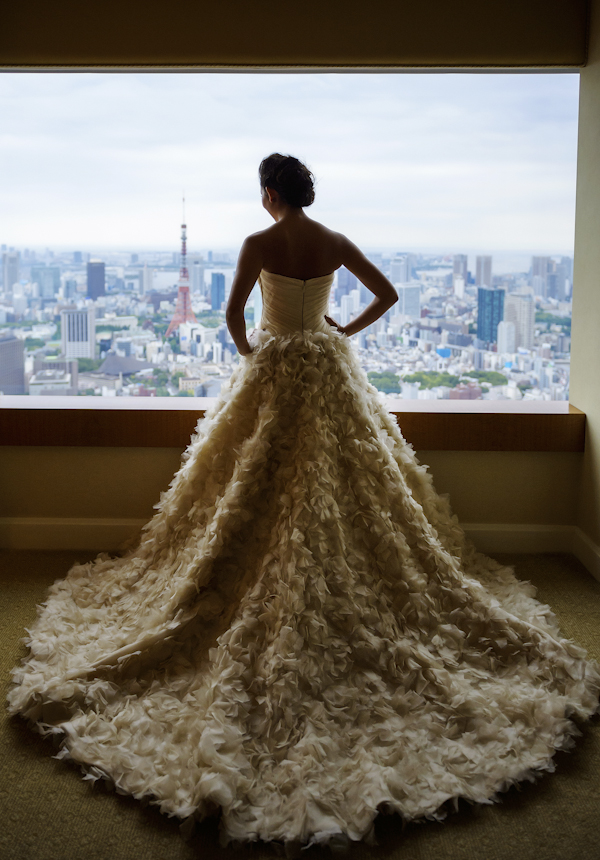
0 72 579 256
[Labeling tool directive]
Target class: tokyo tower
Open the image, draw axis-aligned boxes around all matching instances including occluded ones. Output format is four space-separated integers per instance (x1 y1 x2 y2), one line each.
165 198 198 338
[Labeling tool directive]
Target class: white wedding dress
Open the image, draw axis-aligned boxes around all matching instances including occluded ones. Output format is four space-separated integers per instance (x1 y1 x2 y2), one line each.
8 270 600 848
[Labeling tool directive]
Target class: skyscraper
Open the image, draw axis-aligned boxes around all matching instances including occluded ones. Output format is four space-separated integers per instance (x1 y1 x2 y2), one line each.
390 255 409 284
87 261 106 300
191 259 205 294
453 254 468 283
61 307 96 359
396 284 421 319
0 332 25 393
141 264 154 295
497 320 516 354
31 265 61 299
2 251 20 294
531 256 550 297
504 292 535 350
477 286 504 344
211 273 225 310
475 255 492 288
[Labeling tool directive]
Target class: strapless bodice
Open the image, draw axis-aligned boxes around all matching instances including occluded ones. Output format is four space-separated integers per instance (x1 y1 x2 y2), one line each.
258 270 335 335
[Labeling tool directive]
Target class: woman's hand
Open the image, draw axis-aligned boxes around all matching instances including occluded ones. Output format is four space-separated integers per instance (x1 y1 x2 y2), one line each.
324 315 346 335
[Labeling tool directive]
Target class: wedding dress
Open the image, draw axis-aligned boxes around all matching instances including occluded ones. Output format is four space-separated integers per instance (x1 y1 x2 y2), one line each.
8 270 600 848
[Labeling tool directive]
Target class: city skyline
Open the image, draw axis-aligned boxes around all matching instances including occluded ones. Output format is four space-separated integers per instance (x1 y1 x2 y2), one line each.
0 72 579 252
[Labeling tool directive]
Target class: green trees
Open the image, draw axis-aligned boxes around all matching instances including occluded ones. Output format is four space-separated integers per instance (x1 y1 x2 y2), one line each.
367 372 401 393
402 371 461 390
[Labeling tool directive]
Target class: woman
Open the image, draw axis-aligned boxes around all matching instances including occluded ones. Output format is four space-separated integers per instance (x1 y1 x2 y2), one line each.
8 154 600 851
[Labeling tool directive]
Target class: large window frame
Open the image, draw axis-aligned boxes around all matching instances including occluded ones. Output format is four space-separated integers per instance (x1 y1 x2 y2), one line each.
0 0 588 452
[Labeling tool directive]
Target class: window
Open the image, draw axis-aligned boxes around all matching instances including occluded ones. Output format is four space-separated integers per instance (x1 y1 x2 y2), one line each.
0 72 578 405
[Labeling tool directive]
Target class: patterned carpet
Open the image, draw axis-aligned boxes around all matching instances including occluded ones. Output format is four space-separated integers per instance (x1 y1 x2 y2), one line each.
1 550 599 860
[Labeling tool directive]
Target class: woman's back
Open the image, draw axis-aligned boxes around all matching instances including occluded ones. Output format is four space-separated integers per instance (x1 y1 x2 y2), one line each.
255 215 345 281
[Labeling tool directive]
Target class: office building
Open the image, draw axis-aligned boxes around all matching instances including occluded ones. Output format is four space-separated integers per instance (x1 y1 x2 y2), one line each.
191 260 205 294
28 369 74 396
396 283 421 320
211 273 225 310
340 294 354 327
453 254 468 284
87 261 106 300
531 256 551 297
33 357 78 394
2 251 20 294
504 292 535 350
453 275 465 300
73 251 83 264
336 266 357 300
0 332 25 393
497 320 516 354
475 255 492 288
31 265 61 299
390 255 409 285
141 264 154 295
61 307 96 359
477 286 504 343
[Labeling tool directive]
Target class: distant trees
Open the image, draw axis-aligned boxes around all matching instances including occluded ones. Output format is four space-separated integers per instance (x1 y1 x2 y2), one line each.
368 368 509 395
402 371 461 390
367 372 401 393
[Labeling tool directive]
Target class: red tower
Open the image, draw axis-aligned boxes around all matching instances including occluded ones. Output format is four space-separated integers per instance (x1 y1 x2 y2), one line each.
165 199 198 338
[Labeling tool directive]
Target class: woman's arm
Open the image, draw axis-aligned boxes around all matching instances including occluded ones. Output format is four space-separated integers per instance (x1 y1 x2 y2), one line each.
226 236 263 356
329 237 399 337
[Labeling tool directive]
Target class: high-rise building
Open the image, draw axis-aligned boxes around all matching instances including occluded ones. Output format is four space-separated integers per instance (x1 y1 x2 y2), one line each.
336 266 358 300
2 251 20 294
191 259 205 294
504 292 535 350
141 264 154 295
475 255 492 288
340 294 354 327
497 320 516 354
61 307 96 359
453 254 468 284
87 261 106 300
0 331 25 393
64 279 78 299
390 255 409 285
396 284 421 319
73 251 83 264
531 256 550 297
477 286 504 343
453 275 465 300
31 265 61 299
211 273 225 310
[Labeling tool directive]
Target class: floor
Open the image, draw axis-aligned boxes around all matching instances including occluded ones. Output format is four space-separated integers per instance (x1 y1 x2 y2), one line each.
1 550 599 860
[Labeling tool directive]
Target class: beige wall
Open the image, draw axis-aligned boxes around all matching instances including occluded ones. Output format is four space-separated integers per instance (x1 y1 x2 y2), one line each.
570 0 600 547
0 446 580 528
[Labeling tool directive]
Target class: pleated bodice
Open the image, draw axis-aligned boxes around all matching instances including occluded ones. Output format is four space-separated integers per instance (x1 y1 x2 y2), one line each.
258 270 335 335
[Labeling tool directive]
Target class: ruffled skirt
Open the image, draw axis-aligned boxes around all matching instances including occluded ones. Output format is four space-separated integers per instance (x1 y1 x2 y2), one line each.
7 328 600 848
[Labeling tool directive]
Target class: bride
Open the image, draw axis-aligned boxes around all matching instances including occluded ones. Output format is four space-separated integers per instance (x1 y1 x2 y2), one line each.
8 153 600 851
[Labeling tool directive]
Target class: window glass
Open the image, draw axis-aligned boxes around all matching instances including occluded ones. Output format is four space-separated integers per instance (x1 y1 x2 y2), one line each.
0 72 578 402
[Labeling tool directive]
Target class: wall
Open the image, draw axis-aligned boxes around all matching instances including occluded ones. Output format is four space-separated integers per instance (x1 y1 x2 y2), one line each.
0 446 581 553
570 0 600 548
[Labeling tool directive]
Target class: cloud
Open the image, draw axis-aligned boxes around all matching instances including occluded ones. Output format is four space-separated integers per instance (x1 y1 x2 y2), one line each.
0 72 579 254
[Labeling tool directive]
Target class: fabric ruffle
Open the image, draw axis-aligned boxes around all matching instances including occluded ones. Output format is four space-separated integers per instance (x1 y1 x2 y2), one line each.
7 327 600 849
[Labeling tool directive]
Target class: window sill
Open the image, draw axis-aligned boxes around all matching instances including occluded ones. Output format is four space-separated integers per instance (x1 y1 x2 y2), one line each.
0 396 584 451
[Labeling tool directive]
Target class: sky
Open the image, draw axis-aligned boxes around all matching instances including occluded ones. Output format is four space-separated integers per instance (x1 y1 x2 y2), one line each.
0 72 580 257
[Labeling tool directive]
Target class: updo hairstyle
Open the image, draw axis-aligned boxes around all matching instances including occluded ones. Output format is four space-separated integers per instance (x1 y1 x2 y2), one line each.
259 153 315 208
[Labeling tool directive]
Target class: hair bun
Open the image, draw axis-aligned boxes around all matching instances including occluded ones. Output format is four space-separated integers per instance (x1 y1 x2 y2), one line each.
259 154 315 208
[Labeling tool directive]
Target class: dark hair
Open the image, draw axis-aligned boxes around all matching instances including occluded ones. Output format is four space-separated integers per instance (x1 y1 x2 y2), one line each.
258 153 315 208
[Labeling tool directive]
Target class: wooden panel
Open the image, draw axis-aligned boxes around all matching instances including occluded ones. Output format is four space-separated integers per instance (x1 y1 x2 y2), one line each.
0 0 588 68
0 405 585 451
